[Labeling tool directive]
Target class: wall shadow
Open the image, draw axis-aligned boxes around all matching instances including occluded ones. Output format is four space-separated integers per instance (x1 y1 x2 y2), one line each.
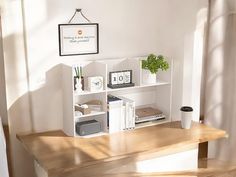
7 64 64 177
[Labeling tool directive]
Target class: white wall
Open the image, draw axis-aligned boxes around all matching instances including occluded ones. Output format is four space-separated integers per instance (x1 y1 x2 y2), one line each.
1 0 207 177
182 8 208 121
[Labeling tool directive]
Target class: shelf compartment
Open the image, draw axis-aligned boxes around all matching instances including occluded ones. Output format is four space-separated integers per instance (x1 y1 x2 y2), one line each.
82 61 107 91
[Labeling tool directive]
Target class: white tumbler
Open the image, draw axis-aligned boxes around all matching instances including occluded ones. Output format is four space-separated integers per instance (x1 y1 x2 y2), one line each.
180 106 193 129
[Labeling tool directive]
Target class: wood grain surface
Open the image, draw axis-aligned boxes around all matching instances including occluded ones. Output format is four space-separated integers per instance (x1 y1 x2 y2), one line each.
17 121 227 177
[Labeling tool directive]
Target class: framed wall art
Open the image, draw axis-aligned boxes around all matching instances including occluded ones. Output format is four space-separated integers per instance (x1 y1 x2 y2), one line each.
58 23 99 56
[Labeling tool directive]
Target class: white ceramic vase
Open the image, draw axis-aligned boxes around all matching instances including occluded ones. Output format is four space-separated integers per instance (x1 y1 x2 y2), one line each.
142 69 157 84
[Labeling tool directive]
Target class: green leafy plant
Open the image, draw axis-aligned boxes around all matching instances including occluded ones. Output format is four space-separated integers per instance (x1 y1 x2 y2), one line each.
74 66 82 78
142 54 169 74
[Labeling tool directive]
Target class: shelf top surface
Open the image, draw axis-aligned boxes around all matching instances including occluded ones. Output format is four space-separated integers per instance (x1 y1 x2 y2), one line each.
107 81 169 92
17 121 227 176
74 111 106 119
74 81 170 96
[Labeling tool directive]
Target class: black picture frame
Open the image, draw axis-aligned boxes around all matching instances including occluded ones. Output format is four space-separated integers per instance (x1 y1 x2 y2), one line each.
58 23 99 56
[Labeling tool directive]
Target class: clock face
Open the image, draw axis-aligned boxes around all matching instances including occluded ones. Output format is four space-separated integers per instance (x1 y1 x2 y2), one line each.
92 78 103 89
89 77 103 91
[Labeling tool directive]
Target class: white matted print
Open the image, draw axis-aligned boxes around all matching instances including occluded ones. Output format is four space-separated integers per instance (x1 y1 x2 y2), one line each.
58 23 99 56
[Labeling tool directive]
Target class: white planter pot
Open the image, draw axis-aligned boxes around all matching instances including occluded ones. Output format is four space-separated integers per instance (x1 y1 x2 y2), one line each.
142 69 156 84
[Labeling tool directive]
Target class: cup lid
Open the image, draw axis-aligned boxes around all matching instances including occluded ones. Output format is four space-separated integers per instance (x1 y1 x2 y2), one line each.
180 106 193 112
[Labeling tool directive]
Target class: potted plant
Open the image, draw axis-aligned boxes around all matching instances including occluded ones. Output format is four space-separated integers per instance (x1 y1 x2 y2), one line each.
141 54 169 84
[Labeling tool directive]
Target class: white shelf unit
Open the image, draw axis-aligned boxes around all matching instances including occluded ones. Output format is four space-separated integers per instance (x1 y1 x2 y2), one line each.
62 58 173 137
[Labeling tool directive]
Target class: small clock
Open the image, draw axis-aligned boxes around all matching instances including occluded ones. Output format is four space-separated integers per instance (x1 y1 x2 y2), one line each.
88 76 104 92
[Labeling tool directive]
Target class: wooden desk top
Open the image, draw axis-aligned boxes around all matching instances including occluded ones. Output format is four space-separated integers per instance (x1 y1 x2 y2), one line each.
17 121 227 177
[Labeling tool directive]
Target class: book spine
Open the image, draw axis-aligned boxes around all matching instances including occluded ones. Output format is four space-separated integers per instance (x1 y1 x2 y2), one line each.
131 102 135 129
125 102 129 130
121 105 126 130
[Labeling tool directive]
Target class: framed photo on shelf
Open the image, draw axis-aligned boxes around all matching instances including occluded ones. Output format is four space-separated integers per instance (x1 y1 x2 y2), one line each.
58 23 99 56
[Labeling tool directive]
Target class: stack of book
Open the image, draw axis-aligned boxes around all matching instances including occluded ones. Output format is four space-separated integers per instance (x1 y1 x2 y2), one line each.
107 95 135 133
107 95 165 132
135 107 165 124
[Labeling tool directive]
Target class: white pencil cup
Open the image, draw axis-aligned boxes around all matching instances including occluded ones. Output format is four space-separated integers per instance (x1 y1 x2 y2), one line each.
180 106 193 129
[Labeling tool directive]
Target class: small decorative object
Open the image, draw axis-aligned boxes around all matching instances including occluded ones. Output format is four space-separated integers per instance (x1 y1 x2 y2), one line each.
75 111 83 117
76 120 101 136
87 76 104 92
142 54 169 84
75 77 83 93
58 23 99 56
75 104 91 115
180 106 193 129
74 66 84 92
108 70 134 89
84 100 102 111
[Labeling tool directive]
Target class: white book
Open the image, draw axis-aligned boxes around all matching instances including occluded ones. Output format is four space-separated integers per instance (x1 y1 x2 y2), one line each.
129 103 135 129
107 95 123 133
117 96 135 130
121 106 126 130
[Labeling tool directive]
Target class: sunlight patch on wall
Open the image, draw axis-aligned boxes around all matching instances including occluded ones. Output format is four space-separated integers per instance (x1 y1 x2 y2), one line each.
182 8 207 121
2 1 24 37
23 0 47 31
191 8 207 120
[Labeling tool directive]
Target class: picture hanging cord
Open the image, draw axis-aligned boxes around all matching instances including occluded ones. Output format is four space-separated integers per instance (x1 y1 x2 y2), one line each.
68 8 91 23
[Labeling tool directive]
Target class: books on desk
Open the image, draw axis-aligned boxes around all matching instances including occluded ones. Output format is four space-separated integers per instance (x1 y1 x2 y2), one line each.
107 95 135 133
135 107 165 124
107 95 165 132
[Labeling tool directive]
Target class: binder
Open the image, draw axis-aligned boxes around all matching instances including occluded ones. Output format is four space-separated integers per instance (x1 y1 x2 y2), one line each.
107 95 123 133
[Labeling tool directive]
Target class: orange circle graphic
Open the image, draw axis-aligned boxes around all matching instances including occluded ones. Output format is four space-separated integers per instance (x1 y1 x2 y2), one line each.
78 30 83 35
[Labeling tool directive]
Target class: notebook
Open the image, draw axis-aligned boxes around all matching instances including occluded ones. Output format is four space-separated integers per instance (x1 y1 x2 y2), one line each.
136 107 163 118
